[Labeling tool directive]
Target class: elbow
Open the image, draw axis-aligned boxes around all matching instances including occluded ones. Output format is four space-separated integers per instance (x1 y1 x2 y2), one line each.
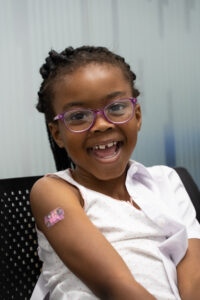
96 279 156 300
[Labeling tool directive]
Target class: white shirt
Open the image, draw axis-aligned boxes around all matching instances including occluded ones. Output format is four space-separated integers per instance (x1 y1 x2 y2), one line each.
31 161 200 300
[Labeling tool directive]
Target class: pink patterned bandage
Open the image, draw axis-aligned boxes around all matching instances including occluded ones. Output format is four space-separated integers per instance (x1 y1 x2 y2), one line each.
44 207 64 228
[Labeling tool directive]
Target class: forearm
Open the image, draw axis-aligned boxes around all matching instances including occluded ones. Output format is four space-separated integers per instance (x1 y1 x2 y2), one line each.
102 278 157 300
179 276 200 300
176 239 200 300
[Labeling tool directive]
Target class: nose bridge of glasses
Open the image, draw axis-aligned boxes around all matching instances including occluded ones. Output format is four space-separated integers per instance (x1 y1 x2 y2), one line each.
93 109 110 122
90 108 113 131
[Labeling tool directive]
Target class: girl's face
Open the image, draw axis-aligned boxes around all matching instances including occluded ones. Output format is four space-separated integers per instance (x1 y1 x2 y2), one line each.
49 63 141 182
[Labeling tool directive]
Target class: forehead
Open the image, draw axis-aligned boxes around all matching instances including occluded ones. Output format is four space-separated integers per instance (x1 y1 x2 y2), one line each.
52 63 132 111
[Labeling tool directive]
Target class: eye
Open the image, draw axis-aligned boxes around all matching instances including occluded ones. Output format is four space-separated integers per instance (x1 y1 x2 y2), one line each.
107 101 129 115
65 110 92 123
70 112 86 121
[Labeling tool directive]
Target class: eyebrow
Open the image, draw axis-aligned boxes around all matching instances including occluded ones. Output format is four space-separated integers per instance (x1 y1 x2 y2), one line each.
105 91 126 100
62 91 127 111
62 102 85 111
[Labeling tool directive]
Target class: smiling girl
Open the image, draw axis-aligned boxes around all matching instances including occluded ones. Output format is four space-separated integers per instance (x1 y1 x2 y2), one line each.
31 46 200 300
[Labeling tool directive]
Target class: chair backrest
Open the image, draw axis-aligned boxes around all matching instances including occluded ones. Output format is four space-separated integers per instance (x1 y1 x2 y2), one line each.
0 176 42 300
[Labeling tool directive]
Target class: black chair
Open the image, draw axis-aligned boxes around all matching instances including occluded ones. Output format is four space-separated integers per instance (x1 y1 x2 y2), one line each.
0 168 199 300
0 176 42 300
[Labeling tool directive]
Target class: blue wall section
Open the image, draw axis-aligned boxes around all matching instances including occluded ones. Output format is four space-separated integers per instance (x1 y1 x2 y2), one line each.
164 125 176 167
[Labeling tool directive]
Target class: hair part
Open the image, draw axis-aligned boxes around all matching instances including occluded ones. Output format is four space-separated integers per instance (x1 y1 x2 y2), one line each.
37 46 140 171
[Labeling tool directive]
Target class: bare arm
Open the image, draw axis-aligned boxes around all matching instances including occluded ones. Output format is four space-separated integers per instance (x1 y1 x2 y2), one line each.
177 238 200 300
30 177 156 300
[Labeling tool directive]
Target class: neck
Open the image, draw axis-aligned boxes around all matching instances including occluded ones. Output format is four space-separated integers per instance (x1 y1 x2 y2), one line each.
71 165 130 201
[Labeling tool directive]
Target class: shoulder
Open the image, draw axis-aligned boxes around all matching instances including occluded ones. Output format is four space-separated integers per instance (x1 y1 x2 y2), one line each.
129 160 186 191
146 164 184 189
130 160 178 184
30 175 79 202
132 162 188 205
30 176 83 230
146 164 188 199
147 164 176 179
148 165 199 223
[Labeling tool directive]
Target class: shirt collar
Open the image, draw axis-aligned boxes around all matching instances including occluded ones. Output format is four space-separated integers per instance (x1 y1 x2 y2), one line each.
126 160 186 234
128 160 153 181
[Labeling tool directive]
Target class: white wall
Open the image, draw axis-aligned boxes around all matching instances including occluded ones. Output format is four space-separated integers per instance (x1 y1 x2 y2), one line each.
0 0 200 187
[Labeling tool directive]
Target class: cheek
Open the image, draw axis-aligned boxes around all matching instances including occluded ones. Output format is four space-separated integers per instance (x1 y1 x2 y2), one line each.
122 122 139 148
62 133 86 159
121 119 138 136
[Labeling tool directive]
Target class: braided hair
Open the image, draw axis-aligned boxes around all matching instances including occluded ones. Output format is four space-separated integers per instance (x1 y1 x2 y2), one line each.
37 46 140 171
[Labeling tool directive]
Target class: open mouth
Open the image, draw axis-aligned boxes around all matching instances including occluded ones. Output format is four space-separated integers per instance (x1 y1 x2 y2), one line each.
88 141 123 160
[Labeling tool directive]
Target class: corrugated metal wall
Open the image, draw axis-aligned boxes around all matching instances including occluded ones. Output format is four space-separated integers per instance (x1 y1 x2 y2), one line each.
0 0 199 187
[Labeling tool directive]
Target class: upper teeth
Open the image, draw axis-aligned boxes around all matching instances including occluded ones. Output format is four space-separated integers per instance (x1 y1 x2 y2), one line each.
94 141 117 150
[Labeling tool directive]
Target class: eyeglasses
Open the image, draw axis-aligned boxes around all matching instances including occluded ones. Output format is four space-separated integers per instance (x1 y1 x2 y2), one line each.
53 97 137 133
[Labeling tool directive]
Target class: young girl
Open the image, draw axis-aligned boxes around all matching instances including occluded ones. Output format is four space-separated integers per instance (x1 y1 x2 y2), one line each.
31 46 200 300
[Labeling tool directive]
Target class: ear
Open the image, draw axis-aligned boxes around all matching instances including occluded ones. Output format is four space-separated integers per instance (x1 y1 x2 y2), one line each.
48 122 65 148
135 104 142 131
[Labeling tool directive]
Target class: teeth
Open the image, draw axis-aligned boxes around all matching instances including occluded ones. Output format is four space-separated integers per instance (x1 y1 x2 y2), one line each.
107 142 114 148
94 141 117 150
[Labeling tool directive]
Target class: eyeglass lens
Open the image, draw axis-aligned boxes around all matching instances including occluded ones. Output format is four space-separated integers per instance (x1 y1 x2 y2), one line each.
65 110 94 132
64 99 134 132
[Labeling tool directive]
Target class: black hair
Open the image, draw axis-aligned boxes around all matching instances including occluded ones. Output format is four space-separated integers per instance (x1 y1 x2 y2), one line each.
36 46 140 171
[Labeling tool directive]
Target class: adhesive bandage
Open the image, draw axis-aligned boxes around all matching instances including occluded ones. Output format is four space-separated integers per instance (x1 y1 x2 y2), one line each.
44 207 64 228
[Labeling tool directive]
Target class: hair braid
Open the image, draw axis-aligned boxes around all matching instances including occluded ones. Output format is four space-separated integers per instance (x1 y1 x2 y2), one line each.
36 46 140 171
46 124 73 171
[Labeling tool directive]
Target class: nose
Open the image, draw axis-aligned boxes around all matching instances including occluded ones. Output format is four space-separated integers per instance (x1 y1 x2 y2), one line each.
90 111 115 133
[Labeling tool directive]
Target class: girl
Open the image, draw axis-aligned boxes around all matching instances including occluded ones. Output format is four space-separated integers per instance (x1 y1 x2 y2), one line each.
31 46 200 300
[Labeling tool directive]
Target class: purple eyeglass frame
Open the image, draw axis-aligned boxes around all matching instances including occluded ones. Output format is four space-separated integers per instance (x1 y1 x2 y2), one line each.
53 97 137 133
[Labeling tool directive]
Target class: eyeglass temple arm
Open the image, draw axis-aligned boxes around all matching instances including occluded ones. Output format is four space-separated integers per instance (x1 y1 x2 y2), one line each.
53 114 64 121
132 98 137 104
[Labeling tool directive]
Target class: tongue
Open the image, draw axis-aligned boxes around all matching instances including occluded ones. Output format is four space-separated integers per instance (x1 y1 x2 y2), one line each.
93 145 117 158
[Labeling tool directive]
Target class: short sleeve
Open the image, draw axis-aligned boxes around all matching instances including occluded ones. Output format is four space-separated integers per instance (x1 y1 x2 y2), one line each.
167 167 200 239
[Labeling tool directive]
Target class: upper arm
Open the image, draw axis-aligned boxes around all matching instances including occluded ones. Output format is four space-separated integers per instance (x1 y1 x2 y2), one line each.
30 177 135 299
177 238 200 300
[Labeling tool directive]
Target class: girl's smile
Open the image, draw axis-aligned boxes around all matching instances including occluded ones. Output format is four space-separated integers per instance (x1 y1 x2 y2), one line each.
88 140 122 161
49 63 141 190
